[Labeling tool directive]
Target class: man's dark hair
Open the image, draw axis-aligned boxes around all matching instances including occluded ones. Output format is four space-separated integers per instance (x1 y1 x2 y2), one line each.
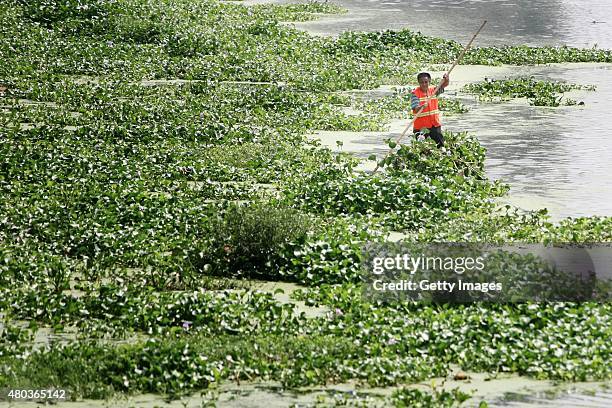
417 72 431 81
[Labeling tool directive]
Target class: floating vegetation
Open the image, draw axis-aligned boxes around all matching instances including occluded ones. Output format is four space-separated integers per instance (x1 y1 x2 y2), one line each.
1 0 611 403
335 30 612 66
463 76 596 106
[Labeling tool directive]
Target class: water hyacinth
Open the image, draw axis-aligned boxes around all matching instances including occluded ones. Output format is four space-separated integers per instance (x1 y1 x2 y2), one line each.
0 0 610 404
463 76 596 106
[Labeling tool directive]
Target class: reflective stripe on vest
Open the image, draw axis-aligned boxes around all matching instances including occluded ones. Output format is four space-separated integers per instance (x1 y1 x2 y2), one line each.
415 109 440 118
412 86 441 130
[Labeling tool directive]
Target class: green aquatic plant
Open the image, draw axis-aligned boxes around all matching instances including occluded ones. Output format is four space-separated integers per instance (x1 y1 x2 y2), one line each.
334 29 612 66
15 0 118 27
1 0 612 402
463 76 595 106
282 132 507 233
3 296 610 397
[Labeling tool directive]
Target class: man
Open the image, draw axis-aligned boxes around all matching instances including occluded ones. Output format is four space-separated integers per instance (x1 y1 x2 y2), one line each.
410 72 449 148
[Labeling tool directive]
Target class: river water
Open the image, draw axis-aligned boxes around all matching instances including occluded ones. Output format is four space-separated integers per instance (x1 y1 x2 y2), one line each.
276 0 612 220
286 0 612 49
445 62 612 220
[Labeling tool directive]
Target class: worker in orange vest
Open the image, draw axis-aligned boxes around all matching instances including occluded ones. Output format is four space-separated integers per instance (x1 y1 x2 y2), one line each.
410 72 449 148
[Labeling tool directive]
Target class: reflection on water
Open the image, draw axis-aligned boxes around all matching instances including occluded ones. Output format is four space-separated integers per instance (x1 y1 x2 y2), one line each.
287 0 612 49
280 0 612 219
445 63 612 220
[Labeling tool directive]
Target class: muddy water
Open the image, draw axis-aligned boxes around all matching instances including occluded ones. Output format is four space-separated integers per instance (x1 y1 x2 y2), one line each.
279 0 612 220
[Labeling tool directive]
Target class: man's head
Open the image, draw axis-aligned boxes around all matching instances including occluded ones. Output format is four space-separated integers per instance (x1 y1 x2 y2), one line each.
417 72 431 91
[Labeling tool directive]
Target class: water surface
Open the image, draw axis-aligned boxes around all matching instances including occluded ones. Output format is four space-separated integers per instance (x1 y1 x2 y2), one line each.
446 63 612 220
290 0 612 49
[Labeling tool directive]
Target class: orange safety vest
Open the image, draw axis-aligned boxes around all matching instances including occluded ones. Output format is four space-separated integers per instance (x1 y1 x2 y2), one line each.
412 86 441 131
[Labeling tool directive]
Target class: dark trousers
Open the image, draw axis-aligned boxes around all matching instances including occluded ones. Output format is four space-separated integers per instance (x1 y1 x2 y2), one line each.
414 126 444 147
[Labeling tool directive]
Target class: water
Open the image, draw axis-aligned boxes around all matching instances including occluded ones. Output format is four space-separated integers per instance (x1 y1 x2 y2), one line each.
288 0 612 49
285 0 612 220
22 380 609 407
446 63 612 220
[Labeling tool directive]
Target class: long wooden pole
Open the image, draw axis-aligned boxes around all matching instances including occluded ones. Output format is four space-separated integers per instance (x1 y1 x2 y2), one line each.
372 20 487 174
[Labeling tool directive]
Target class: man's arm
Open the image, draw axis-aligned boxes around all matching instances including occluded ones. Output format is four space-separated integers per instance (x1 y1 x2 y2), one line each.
436 73 450 95
410 92 420 112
